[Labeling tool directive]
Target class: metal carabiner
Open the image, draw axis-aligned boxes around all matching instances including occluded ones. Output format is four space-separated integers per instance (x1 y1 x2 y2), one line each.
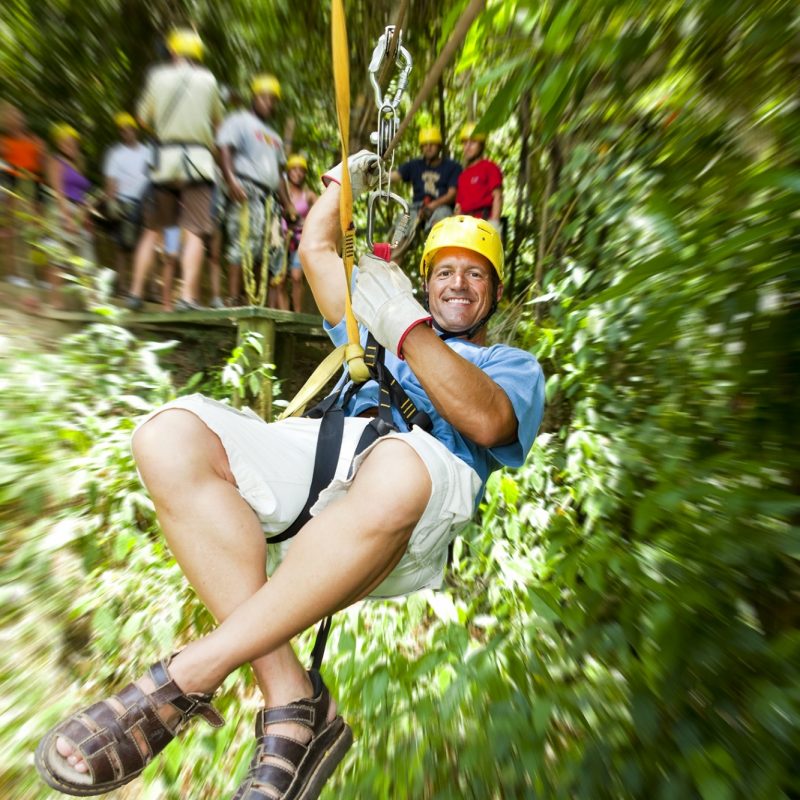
368 27 414 112
386 44 412 111
365 189 409 251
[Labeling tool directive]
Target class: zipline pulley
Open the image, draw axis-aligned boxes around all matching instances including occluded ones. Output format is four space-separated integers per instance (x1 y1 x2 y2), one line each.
366 25 413 251
368 26 412 161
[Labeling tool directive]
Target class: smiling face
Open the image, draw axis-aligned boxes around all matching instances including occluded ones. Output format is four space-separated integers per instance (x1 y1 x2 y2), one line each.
426 246 501 341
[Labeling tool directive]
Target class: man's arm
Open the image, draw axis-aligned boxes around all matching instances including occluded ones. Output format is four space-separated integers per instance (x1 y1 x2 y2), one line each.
299 151 380 324
401 324 517 448
219 144 246 203
426 185 456 213
277 178 298 223
298 182 347 325
490 187 503 222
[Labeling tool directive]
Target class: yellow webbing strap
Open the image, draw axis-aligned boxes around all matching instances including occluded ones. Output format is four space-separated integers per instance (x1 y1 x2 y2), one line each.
331 0 369 384
277 0 369 421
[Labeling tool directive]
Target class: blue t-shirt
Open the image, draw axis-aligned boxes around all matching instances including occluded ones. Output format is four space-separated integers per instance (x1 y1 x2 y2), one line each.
398 157 461 204
325 318 545 504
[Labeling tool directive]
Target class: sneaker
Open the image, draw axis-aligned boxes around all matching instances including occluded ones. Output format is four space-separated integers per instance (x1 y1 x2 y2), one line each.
125 294 144 311
174 298 205 312
209 296 225 309
6 275 33 288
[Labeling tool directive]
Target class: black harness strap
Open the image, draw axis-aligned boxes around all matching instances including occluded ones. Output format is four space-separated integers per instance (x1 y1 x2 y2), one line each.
266 395 344 544
268 333 432 668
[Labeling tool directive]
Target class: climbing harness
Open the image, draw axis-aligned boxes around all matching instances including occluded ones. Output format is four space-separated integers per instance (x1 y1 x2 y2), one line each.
278 0 487 668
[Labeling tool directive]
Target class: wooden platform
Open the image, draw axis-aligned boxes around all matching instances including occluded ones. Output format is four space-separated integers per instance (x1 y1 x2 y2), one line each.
37 304 331 418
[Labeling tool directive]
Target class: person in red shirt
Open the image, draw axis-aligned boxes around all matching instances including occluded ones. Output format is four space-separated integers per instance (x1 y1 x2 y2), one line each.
454 123 503 232
1 102 46 284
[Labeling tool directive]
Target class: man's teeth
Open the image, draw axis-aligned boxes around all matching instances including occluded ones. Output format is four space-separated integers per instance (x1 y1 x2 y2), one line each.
446 298 470 304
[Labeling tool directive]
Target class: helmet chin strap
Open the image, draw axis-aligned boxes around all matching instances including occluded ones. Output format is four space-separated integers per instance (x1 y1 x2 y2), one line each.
425 292 498 341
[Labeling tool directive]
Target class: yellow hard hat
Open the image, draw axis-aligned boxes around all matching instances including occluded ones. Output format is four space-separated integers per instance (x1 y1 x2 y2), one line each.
418 126 442 146
167 28 204 60
51 123 79 145
420 215 504 282
252 74 282 100
114 112 137 129
286 154 308 171
460 122 487 143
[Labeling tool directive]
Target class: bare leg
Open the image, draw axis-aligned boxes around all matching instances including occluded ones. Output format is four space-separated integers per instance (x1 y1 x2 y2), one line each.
130 228 159 298
114 248 128 296
209 228 223 303
179 231 205 303
161 254 176 310
169 424 429 691
268 277 289 310
56 409 430 775
291 268 304 312
228 261 242 304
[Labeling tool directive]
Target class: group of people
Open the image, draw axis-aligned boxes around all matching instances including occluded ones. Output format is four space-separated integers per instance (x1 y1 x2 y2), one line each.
25 25 542 800
102 29 319 313
392 121 504 241
3 25 504 316
0 105 96 304
1 29 318 312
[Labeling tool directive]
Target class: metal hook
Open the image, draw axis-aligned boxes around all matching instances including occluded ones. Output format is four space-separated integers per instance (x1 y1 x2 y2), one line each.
365 189 409 250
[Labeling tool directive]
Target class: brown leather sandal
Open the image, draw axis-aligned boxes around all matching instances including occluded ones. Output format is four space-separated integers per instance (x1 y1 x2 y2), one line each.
231 669 353 800
34 656 224 796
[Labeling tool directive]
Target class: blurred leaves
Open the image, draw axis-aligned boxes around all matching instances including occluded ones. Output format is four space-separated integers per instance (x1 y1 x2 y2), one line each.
2 0 799 797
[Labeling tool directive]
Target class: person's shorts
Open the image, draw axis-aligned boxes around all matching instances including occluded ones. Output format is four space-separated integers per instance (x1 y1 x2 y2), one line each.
143 184 213 237
289 248 302 273
225 179 285 275
114 198 142 251
134 393 480 598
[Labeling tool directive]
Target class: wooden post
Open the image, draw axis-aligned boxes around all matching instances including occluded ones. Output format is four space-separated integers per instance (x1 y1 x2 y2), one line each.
237 314 276 419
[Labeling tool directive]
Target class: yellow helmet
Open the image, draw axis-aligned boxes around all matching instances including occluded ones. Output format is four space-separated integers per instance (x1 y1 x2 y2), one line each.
114 112 137 129
418 126 442 146
460 122 487 143
251 74 282 99
420 215 504 282
167 28 204 60
286 154 308 171
51 123 79 145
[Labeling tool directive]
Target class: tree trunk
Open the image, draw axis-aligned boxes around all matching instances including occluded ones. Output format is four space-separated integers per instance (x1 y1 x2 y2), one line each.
508 89 531 297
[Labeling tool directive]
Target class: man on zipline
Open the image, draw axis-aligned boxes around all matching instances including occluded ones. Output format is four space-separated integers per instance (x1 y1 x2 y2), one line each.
35 151 544 800
218 73 297 308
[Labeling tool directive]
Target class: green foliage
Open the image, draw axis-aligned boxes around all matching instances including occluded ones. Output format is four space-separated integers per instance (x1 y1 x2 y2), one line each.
1 0 798 798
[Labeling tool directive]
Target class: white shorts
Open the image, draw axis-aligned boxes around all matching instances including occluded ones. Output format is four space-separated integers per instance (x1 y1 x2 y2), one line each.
135 394 481 598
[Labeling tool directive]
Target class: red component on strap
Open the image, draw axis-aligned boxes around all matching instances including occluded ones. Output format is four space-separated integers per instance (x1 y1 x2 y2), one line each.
372 242 392 262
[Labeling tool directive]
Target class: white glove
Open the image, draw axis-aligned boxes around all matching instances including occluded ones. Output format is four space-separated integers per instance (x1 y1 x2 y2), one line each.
352 254 432 359
322 150 380 199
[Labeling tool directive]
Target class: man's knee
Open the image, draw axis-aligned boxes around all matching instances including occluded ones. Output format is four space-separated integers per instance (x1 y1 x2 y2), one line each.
352 438 431 531
132 408 234 487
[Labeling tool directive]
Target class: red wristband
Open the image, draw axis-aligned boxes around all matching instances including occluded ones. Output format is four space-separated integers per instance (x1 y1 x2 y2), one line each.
397 316 433 360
